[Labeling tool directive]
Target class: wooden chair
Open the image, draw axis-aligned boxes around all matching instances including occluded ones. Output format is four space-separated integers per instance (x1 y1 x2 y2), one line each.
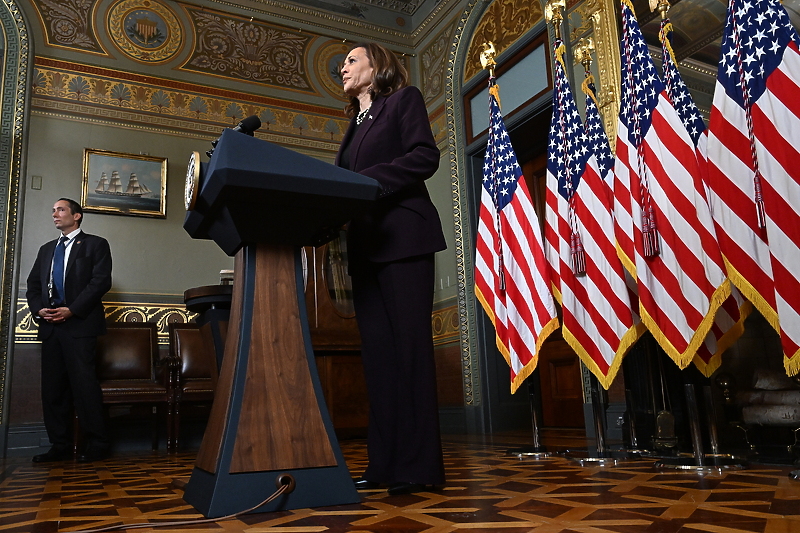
168 323 218 452
94 322 175 451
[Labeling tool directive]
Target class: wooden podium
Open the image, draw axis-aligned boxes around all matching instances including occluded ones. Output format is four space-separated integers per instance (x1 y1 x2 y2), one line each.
182 130 379 517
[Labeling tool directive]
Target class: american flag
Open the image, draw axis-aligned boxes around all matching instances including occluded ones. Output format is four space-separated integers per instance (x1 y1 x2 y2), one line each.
705 0 800 375
543 41 639 389
659 18 749 376
581 77 615 184
659 21 706 147
582 71 645 343
612 0 730 369
474 83 559 393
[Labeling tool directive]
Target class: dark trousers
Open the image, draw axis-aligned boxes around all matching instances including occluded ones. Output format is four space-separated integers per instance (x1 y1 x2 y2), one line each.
352 253 445 485
41 326 107 449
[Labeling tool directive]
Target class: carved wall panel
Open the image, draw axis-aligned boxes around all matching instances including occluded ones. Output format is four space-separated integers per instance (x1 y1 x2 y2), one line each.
180 5 315 93
463 0 544 82
31 0 108 55
421 21 456 103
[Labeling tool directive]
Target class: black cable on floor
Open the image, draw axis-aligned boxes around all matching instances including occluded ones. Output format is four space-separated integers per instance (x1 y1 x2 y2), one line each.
62 474 296 533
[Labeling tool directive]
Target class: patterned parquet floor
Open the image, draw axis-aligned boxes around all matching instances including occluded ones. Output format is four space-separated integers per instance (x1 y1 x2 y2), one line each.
1 433 799 533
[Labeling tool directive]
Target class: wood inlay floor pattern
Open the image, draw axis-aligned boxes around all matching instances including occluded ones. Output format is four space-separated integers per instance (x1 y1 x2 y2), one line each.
0 440 798 532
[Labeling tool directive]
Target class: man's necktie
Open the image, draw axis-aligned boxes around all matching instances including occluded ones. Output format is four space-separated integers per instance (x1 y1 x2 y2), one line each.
52 236 67 306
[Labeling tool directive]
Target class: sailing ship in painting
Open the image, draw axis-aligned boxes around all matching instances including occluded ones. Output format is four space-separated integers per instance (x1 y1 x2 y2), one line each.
95 171 153 197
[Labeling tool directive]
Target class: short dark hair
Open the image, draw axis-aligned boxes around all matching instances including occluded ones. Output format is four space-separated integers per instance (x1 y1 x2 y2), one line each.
58 197 83 225
344 42 408 118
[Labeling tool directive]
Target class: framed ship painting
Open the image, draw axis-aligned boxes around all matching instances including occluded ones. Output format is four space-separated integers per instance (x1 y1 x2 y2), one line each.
81 149 167 218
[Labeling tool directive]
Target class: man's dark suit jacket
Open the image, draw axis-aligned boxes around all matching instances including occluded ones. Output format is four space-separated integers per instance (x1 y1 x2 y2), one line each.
336 86 447 267
26 231 112 339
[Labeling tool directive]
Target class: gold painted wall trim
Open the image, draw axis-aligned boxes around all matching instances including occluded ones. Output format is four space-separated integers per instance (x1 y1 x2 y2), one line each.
32 57 349 150
443 0 488 407
15 299 195 345
17 299 458 347
432 304 460 346
429 104 448 148
568 0 620 149
1 0 31 429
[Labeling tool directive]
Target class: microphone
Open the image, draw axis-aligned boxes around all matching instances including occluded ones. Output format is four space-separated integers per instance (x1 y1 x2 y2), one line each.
231 115 262 136
207 115 262 157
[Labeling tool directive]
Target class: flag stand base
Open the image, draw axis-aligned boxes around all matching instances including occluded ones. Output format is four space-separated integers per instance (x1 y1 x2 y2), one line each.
654 454 746 471
507 447 552 460
563 449 620 467
506 375 552 460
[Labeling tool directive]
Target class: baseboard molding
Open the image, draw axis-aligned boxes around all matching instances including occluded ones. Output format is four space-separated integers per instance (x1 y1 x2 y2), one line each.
5 424 50 457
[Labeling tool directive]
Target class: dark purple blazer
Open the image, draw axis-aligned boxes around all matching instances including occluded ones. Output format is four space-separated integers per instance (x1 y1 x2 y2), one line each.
335 86 447 266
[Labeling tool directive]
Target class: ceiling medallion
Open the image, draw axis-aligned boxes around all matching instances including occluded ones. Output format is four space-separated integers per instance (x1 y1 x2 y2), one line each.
108 0 182 63
316 41 351 101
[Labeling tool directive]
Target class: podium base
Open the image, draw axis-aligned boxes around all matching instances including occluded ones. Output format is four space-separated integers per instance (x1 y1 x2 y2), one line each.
184 464 359 517
183 244 358 517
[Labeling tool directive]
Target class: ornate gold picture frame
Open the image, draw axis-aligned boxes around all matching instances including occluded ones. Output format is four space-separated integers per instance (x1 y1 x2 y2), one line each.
81 148 167 218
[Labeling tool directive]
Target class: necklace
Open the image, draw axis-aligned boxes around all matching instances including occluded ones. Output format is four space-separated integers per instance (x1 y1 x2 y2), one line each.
356 106 371 125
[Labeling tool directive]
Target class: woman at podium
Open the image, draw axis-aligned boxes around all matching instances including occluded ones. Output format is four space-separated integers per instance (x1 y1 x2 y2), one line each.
336 42 447 495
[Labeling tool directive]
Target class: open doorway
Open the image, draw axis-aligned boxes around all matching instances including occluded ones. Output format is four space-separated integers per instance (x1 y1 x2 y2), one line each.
519 150 585 430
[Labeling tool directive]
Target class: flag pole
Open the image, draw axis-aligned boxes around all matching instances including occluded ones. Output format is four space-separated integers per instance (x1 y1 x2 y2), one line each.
480 42 508 293
544 0 565 40
647 0 746 472
651 0 670 20
576 37 649 456
545 2 618 466
481 40 551 460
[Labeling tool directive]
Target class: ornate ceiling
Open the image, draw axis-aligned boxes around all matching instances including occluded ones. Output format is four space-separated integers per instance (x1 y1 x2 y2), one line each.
632 0 799 68
211 0 448 39
226 0 800 73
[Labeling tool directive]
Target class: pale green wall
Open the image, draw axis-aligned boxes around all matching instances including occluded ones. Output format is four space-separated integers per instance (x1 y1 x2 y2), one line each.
430 154 458 305
19 114 460 303
19 115 233 301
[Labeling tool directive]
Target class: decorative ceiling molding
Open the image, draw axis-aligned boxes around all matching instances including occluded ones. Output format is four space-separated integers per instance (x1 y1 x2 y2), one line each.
31 0 110 55
107 0 184 63
204 0 409 40
410 0 466 42
31 58 347 150
180 5 317 93
315 40 350 101
356 0 422 15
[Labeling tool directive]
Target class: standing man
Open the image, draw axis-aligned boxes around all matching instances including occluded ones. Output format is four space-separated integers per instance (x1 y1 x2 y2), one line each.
26 198 112 463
